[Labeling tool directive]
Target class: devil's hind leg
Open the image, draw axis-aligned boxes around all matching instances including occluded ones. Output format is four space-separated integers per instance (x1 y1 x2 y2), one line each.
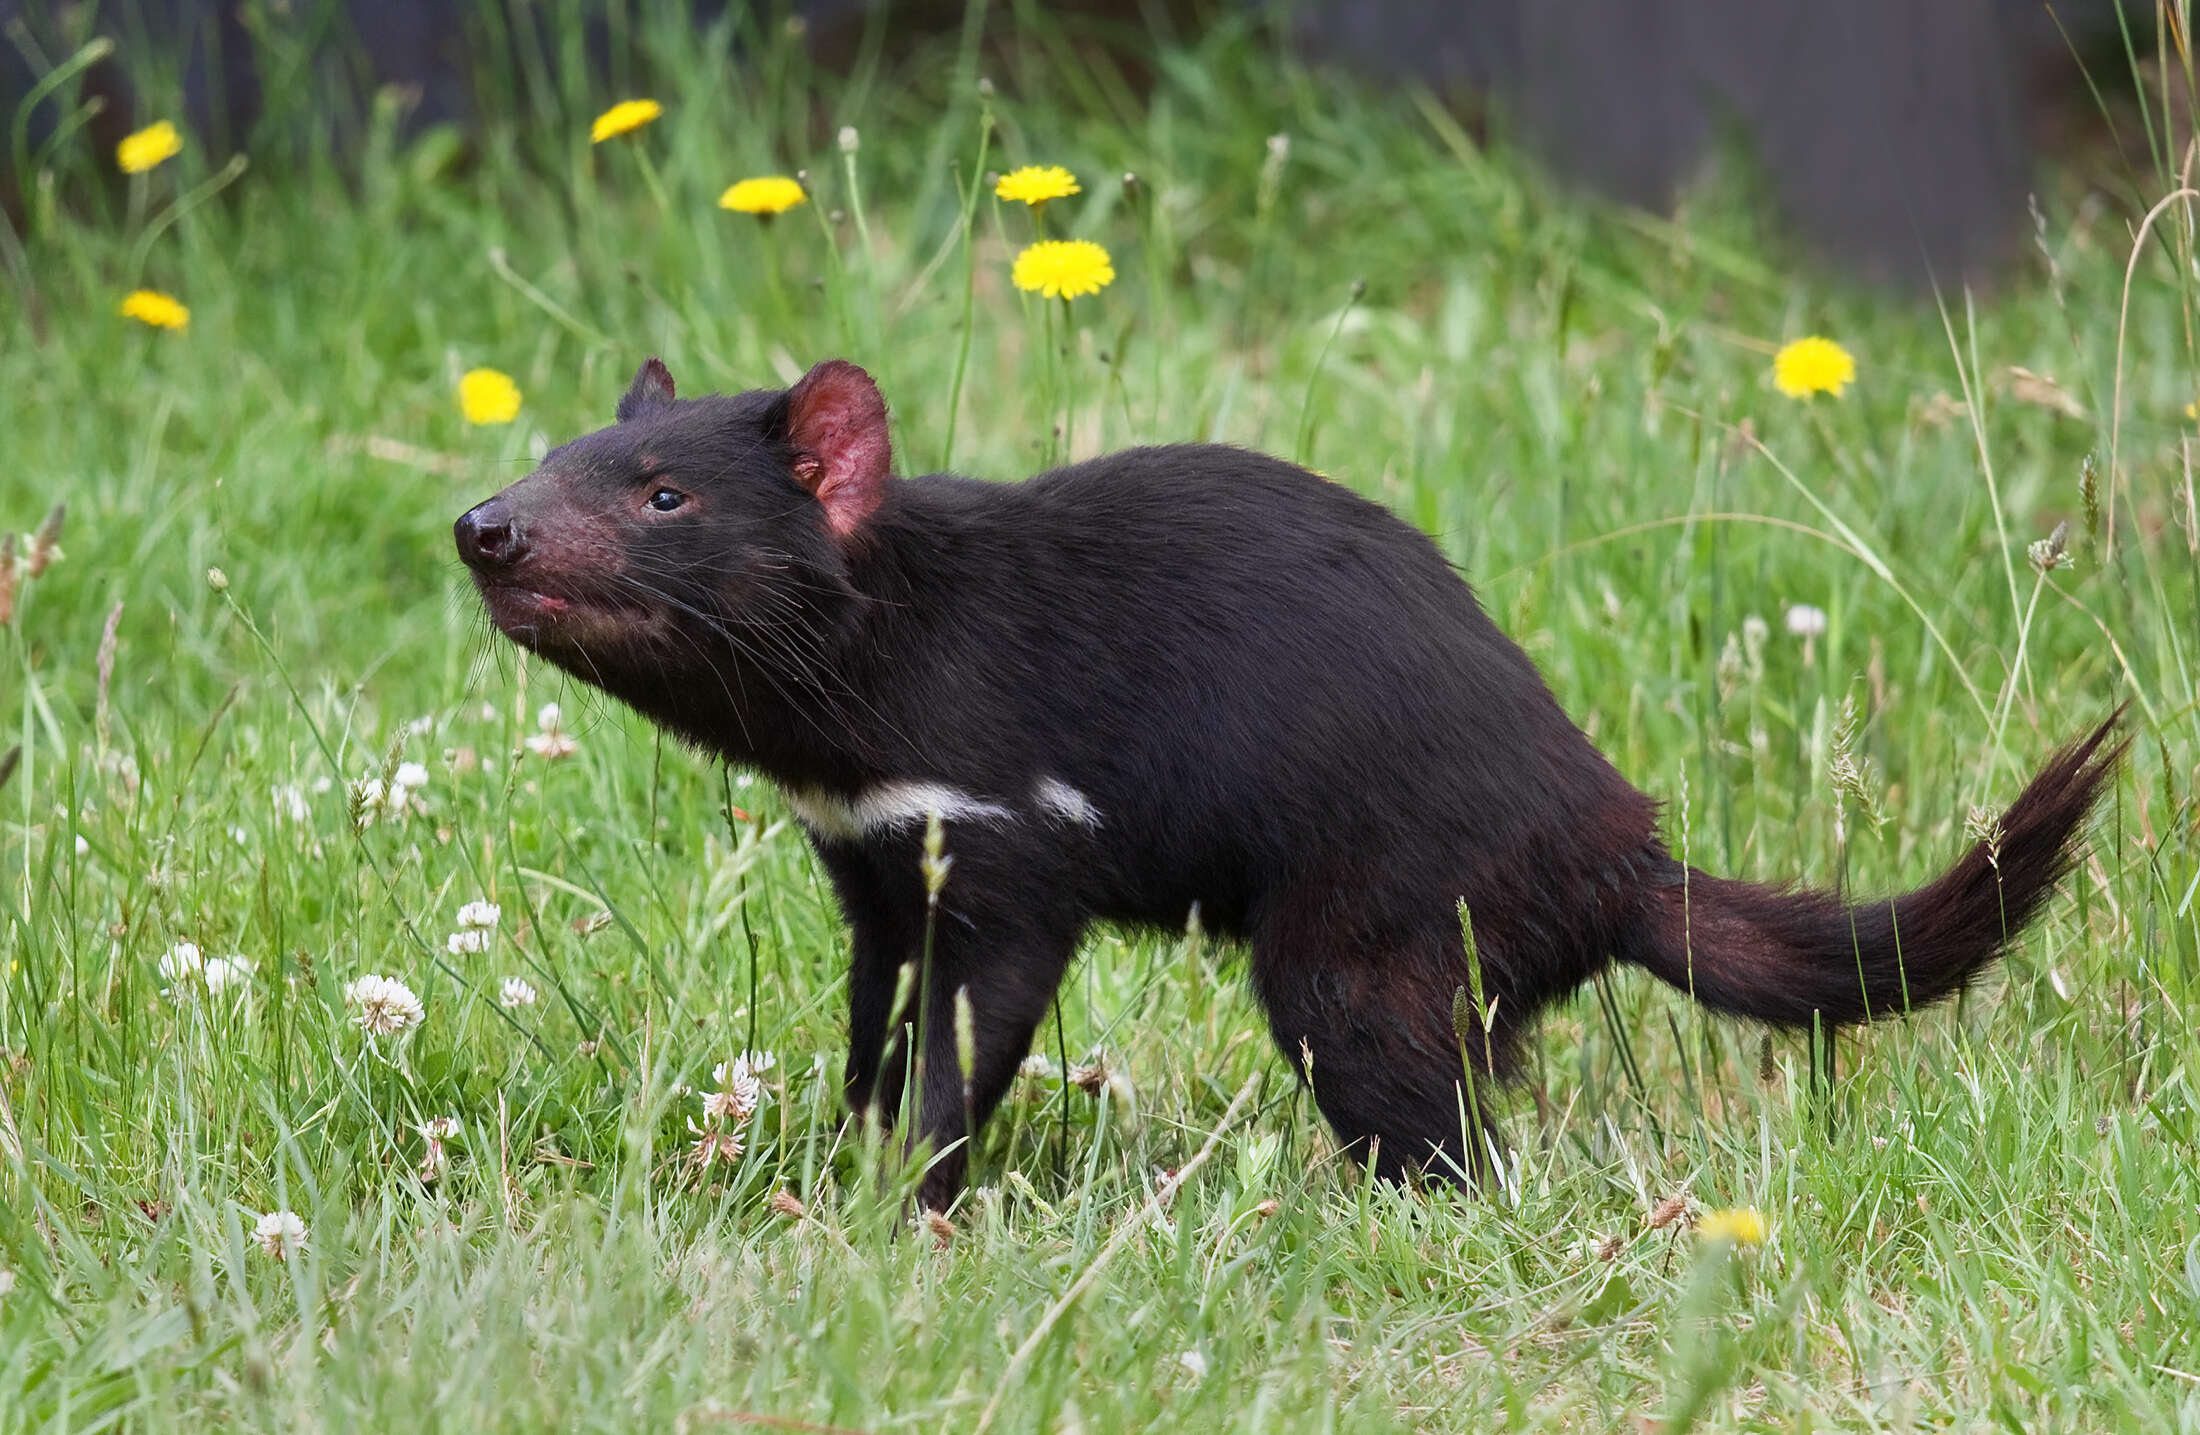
1249 917 1514 1186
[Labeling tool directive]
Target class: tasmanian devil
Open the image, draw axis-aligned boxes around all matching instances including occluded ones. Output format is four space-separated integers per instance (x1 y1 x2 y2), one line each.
454 356 2123 1212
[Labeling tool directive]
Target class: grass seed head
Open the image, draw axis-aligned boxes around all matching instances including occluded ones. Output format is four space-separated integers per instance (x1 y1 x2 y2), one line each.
27 503 63 577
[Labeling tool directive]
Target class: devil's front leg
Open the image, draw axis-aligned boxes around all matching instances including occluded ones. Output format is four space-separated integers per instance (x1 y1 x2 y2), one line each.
896 907 1082 1213
816 827 1084 1213
813 843 922 1122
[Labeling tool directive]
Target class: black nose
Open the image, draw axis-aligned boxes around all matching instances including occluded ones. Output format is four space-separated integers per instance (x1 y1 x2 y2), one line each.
455 498 527 570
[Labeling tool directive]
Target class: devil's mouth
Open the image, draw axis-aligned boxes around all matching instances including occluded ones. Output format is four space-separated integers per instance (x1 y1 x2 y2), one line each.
473 578 646 645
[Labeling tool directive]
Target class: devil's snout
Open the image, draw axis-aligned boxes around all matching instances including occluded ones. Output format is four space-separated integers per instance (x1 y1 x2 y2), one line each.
455 497 528 570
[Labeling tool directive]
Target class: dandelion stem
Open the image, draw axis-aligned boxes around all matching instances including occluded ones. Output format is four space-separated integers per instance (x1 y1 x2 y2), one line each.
126 153 248 287
1057 295 1075 459
630 146 674 221
1031 291 1063 469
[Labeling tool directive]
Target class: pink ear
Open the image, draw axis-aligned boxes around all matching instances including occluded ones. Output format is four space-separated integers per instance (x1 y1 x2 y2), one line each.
618 357 676 422
785 360 892 536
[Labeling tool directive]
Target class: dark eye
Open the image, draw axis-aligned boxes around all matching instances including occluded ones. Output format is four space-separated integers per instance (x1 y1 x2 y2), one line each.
647 488 686 512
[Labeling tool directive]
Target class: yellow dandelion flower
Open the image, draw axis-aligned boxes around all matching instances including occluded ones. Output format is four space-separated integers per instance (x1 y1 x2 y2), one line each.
116 121 183 174
119 290 189 330
1695 1206 1767 1246
719 176 807 217
590 99 663 144
459 368 523 426
1772 336 1856 399
1011 239 1115 301
995 165 1081 206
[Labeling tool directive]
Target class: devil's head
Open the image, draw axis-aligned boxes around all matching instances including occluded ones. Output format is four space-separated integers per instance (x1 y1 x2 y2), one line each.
454 357 893 742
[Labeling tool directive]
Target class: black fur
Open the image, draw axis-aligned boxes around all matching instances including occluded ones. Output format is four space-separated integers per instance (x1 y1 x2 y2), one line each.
455 358 2124 1211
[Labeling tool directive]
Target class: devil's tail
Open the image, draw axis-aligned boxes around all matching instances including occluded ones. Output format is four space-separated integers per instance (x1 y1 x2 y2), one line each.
1622 713 2125 1028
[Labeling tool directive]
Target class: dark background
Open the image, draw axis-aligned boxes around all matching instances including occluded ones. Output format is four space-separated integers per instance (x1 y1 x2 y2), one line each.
0 0 2149 287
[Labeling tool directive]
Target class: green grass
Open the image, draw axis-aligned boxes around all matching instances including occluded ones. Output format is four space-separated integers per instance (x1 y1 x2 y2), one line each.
5 6 2200 1430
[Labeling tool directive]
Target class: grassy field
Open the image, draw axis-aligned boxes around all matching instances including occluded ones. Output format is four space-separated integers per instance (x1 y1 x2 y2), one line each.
4 6 2200 1430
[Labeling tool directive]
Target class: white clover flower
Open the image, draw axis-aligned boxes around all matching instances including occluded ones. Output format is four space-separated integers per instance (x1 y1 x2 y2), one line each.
253 1210 307 1261
715 1050 775 1085
418 1118 459 1182
393 761 430 793
525 702 578 761
446 929 490 956
159 942 204 985
1784 603 1828 638
480 701 499 722
75 834 90 856
344 974 425 1036
704 1071 764 1124
203 955 255 995
498 976 539 1008
456 900 500 930
271 784 309 823
729 1072 763 1120
1018 1054 1058 1080
704 1051 774 1123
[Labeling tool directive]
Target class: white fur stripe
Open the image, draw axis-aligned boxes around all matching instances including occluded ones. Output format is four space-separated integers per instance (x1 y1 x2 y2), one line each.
783 780 1016 842
1033 777 1101 828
